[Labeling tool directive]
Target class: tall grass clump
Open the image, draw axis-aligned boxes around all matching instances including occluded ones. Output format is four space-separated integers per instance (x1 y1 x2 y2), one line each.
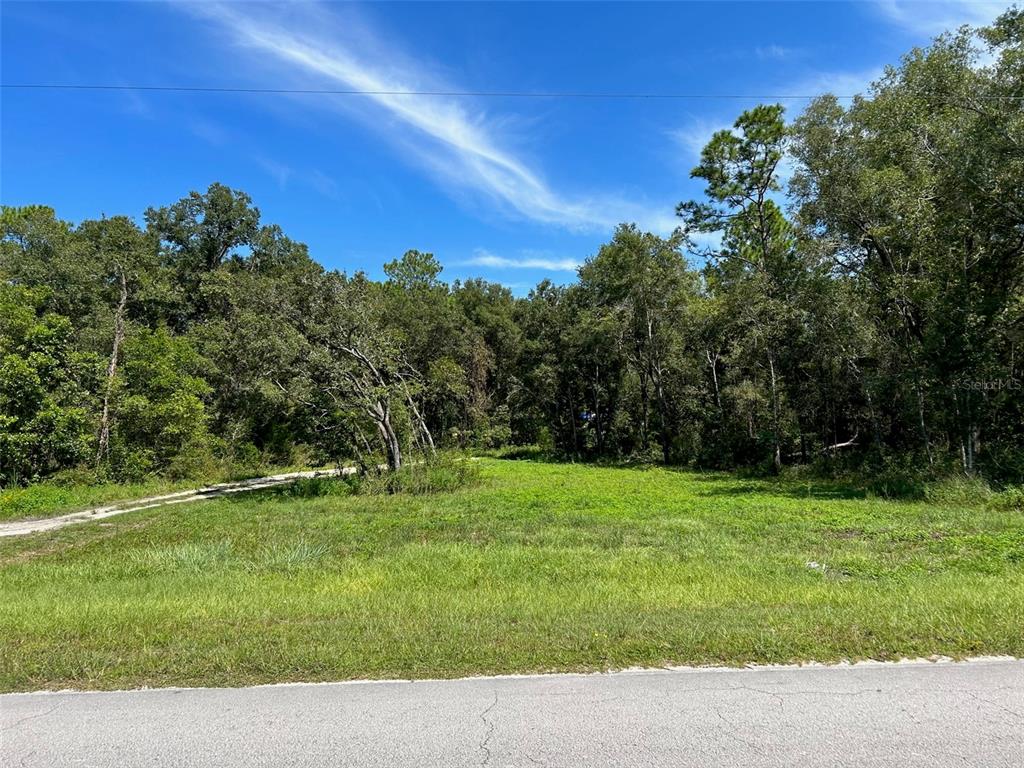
351 453 481 496
254 540 331 573
923 475 996 506
272 475 354 499
987 486 1024 512
130 540 235 573
858 453 1002 504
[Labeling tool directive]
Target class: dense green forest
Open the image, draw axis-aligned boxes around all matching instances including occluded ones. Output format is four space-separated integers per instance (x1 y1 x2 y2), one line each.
2 12 1022 489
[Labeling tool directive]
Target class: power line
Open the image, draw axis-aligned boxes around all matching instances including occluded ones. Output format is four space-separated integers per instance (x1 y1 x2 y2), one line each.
0 83 840 99
4 83 1022 100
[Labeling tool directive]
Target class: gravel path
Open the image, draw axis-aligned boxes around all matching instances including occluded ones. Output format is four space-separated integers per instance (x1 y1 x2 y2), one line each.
0 468 353 538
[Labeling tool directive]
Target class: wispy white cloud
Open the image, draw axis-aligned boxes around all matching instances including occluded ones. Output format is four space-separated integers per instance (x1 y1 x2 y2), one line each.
188 117 229 146
670 118 733 162
181 2 675 235
669 111 803 189
872 1 1008 37
688 230 724 252
255 156 293 190
308 170 340 200
668 63 883 168
783 66 885 101
755 44 800 61
467 248 580 272
119 86 153 120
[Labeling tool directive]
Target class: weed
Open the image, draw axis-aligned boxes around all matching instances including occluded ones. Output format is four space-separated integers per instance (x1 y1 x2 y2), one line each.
130 540 235 573
254 540 331 573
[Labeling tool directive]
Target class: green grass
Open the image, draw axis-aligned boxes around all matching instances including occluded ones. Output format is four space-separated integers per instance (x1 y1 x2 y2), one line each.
1 459 1022 691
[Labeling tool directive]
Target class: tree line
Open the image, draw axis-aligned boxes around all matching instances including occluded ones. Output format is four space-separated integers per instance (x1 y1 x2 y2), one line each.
2 12 1022 487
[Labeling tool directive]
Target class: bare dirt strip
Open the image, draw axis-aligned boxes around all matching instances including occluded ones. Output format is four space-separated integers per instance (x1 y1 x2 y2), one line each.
0 468 354 538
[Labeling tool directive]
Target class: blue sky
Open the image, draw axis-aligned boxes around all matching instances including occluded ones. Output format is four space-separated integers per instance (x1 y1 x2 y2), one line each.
0 1 1011 290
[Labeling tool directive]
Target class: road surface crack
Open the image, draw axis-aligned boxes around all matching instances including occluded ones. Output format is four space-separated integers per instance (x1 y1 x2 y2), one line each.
962 691 1023 722
2 703 64 733
478 690 499 766
732 685 786 710
713 706 761 752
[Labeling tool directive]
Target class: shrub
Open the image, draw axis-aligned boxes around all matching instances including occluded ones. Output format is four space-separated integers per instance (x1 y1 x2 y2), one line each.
109 445 156 483
861 454 930 499
924 475 995 506
165 435 218 480
349 454 480 496
47 467 102 487
276 475 353 499
988 486 1024 512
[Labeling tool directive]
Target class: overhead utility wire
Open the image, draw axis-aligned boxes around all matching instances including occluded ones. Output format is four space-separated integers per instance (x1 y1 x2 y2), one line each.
2 83 1022 100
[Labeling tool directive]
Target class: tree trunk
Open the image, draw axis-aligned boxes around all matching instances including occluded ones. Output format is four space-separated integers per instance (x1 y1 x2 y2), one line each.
567 389 580 457
707 348 722 412
915 377 934 465
767 348 782 472
646 313 671 464
638 373 650 452
653 364 670 464
592 364 604 454
953 391 968 473
405 388 435 454
96 266 128 467
372 400 402 470
865 386 885 457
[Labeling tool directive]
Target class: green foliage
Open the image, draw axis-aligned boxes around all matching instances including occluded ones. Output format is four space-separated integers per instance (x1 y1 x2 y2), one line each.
110 327 213 480
987 486 1024 513
789 12 1023 482
923 476 996 507
0 285 95 485
1 10 1021 491
349 455 481 496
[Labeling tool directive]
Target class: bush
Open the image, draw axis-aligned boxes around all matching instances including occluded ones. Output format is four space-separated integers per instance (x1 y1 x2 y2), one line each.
536 427 555 454
271 475 354 499
109 445 156 483
474 444 552 461
988 486 1024 512
165 435 218 481
349 454 480 496
47 467 102 487
924 475 995 506
859 453 931 499
224 440 262 472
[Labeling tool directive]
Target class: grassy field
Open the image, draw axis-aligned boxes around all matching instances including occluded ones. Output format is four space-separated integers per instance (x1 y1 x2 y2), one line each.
1 459 1022 691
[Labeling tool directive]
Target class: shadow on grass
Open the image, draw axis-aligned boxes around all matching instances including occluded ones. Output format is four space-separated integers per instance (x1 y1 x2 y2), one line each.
222 454 870 505
220 476 355 504
692 481 869 501
484 452 873 500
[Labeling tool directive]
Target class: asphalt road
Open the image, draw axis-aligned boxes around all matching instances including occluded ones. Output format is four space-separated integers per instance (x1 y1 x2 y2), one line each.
3 658 1021 767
